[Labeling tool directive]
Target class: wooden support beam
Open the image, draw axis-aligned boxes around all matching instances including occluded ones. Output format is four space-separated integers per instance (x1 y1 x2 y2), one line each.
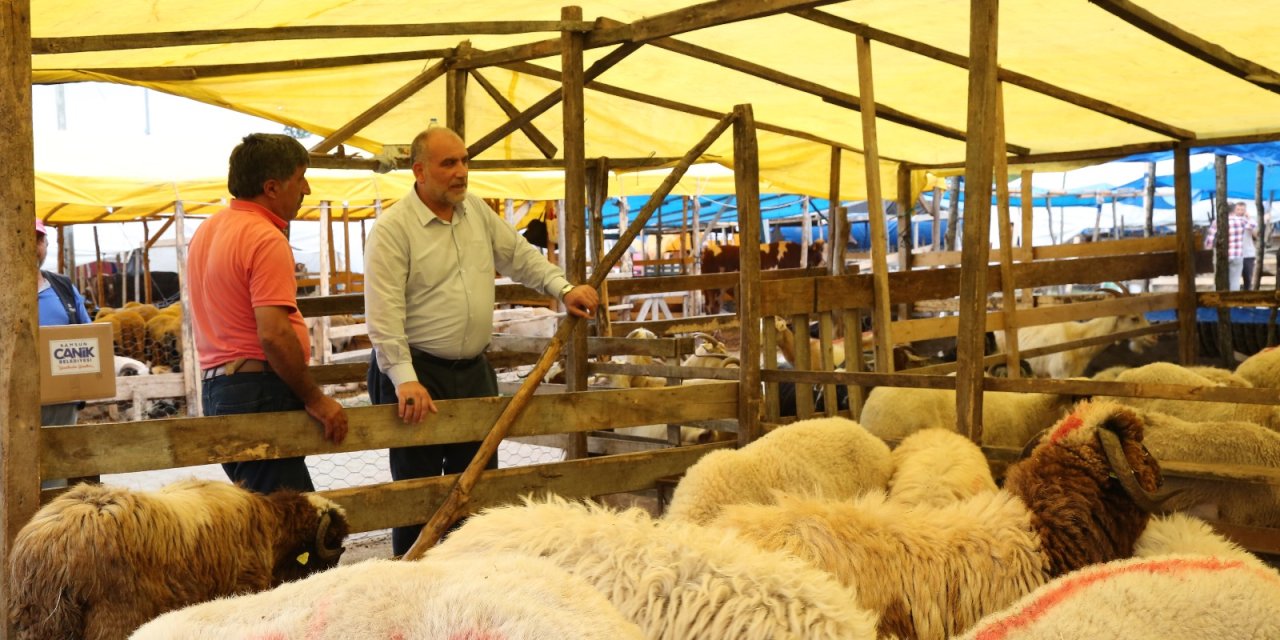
460 0 844 70
1213 154 1234 368
607 18 996 151
173 202 201 416
470 70 558 158
733 104 764 445
311 58 449 154
587 159 613 337
1089 0 1280 95
993 86 1022 377
501 59 902 160
896 164 914 322
1019 169 1035 305
56 49 453 82
856 35 895 374
795 7 1194 140
2 1 40 630
956 0 1001 445
1174 144 1199 365
467 43 641 158
33 22 594 54
562 7 589 462
445 42 470 137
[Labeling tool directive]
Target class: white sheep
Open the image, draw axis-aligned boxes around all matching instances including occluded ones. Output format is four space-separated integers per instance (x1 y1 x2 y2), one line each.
1134 512 1268 569
994 312 1156 378
665 415 892 525
711 400 1173 640
773 316 846 369
603 327 668 389
9 479 348 640
131 553 645 640
1135 408 1280 528
679 332 741 369
429 497 880 640
860 384 1073 448
1236 346 1280 389
888 428 997 508
1102 362 1280 431
953 554 1280 639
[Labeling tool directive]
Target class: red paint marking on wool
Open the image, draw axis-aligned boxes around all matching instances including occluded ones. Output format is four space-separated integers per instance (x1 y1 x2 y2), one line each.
973 557 1256 640
1048 414 1084 443
449 631 507 640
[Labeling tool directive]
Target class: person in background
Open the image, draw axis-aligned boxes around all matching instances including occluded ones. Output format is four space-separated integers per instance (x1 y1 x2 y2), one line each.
36 219 92 488
364 126 598 556
188 133 348 494
1204 201 1257 292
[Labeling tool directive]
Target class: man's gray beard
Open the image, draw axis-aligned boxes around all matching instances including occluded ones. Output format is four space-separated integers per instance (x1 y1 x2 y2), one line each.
445 187 467 205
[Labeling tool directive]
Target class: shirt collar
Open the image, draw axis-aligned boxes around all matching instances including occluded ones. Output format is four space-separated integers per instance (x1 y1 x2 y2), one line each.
409 187 464 226
229 199 289 230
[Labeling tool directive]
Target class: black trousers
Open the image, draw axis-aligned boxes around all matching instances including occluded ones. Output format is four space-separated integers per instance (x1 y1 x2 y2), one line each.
367 349 499 556
203 371 316 494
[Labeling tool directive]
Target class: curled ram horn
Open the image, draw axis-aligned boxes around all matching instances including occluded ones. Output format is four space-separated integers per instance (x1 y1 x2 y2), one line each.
1097 428 1183 514
314 510 346 563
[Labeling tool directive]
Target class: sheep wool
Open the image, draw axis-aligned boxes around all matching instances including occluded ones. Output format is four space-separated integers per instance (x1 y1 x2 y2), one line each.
1236 345 1280 389
954 555 1280 640
1135 513 1269 569
888 428 997 508
131 553 646 640
861 385 1070 448
1102 362 1280 430
665 415 892 525
9 479 348 640
430 497 880 640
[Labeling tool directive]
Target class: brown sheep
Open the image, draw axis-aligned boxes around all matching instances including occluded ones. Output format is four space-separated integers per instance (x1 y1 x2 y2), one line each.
145 312 183 369
9 479 348 640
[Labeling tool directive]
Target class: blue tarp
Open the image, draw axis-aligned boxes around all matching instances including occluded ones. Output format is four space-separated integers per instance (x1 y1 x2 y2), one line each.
1146 307 1276 324
1121 142 1280 168
1113 158 1280 203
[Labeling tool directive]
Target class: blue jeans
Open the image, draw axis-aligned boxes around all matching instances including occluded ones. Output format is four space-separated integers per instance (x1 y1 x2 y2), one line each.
203 371 316 494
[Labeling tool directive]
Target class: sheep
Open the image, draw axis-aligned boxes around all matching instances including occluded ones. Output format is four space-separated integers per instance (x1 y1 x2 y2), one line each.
1131 409 1280 528
123 301 160 321
145 311 183 370
994 312 1157 378
603 327 668 389
9 479 348 640
887 428 997 508
665 415 892 526
711 400 1174 640
860 383 1073 448
429 497 880 640
1134 512 1269 568
1236 345 1280 389
1101 362 1280 430
492 305 560 337
114 355 151 377
952 555 1280 639
131 553 646 640
679 333 741 369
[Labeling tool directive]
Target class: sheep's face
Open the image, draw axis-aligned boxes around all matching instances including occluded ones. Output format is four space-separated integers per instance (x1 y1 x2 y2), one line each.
1118 314 1158 353
271 495 350 585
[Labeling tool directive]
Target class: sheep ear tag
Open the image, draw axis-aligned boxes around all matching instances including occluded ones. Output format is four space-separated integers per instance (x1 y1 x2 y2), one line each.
296 551 310 566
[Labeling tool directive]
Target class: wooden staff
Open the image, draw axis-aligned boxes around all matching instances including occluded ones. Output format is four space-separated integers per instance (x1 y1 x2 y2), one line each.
401 111 737 560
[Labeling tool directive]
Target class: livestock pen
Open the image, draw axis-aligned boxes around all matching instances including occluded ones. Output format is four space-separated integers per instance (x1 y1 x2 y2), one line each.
9 2 1280 635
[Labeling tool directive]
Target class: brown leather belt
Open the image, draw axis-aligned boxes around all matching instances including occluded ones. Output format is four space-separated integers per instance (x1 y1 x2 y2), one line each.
202 358 271 380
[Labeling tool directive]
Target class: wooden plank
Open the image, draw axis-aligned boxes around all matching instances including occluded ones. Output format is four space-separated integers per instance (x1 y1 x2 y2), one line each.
956 0 1001 445
173 203 201 415
818 313 838 417
734 104 764 445
792 8 1194 140
1174 145 1199 364
297 293 365 317
2 2 40 628
908 141 1178 171
1090 0 1280 95
311 362 369 385
612 313 739 336
33 21 593 54
467 43 641 159
1199 290 1280 308
830 151 847 274
856 35 895 374
1032 234 1180 260
588 362 740 381
311 59 448 154
993 86 1021 377
561 8 589 462
1207 521 1280 556
320 442 733 534
587 160 614 336
896 164 915 324
492 334 694 359
471 70 558 158
42 382 738 479
763 318 781 421
792 313 815 418
892 293 1178 344
66 49 454 82
445 42 470 137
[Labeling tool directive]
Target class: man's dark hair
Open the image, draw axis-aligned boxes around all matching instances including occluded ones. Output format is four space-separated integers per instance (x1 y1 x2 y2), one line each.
227 133 310 198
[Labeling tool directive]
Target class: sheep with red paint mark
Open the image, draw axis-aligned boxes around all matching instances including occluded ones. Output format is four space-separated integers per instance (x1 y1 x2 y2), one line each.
130 553 644 640
711 400 1177 640
954 554 1280 639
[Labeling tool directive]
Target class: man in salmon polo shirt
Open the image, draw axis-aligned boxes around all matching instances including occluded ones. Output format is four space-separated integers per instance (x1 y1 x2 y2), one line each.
188 133 348 494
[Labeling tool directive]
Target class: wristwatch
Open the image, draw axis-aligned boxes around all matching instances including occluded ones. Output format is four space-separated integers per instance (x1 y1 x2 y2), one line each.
559 283 576 300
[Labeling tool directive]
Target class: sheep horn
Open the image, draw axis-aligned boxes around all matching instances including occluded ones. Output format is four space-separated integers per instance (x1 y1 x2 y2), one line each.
314 510 345 563
1097 429 1182 514
1019 428 1050 460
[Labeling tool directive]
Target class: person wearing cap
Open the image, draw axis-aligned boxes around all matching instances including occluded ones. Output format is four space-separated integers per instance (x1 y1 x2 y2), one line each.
36 219 92 427
187 133 348 494
364 126 598 556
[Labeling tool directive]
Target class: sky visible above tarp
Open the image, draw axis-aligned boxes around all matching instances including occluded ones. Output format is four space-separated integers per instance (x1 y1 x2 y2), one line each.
26 0 1280 217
